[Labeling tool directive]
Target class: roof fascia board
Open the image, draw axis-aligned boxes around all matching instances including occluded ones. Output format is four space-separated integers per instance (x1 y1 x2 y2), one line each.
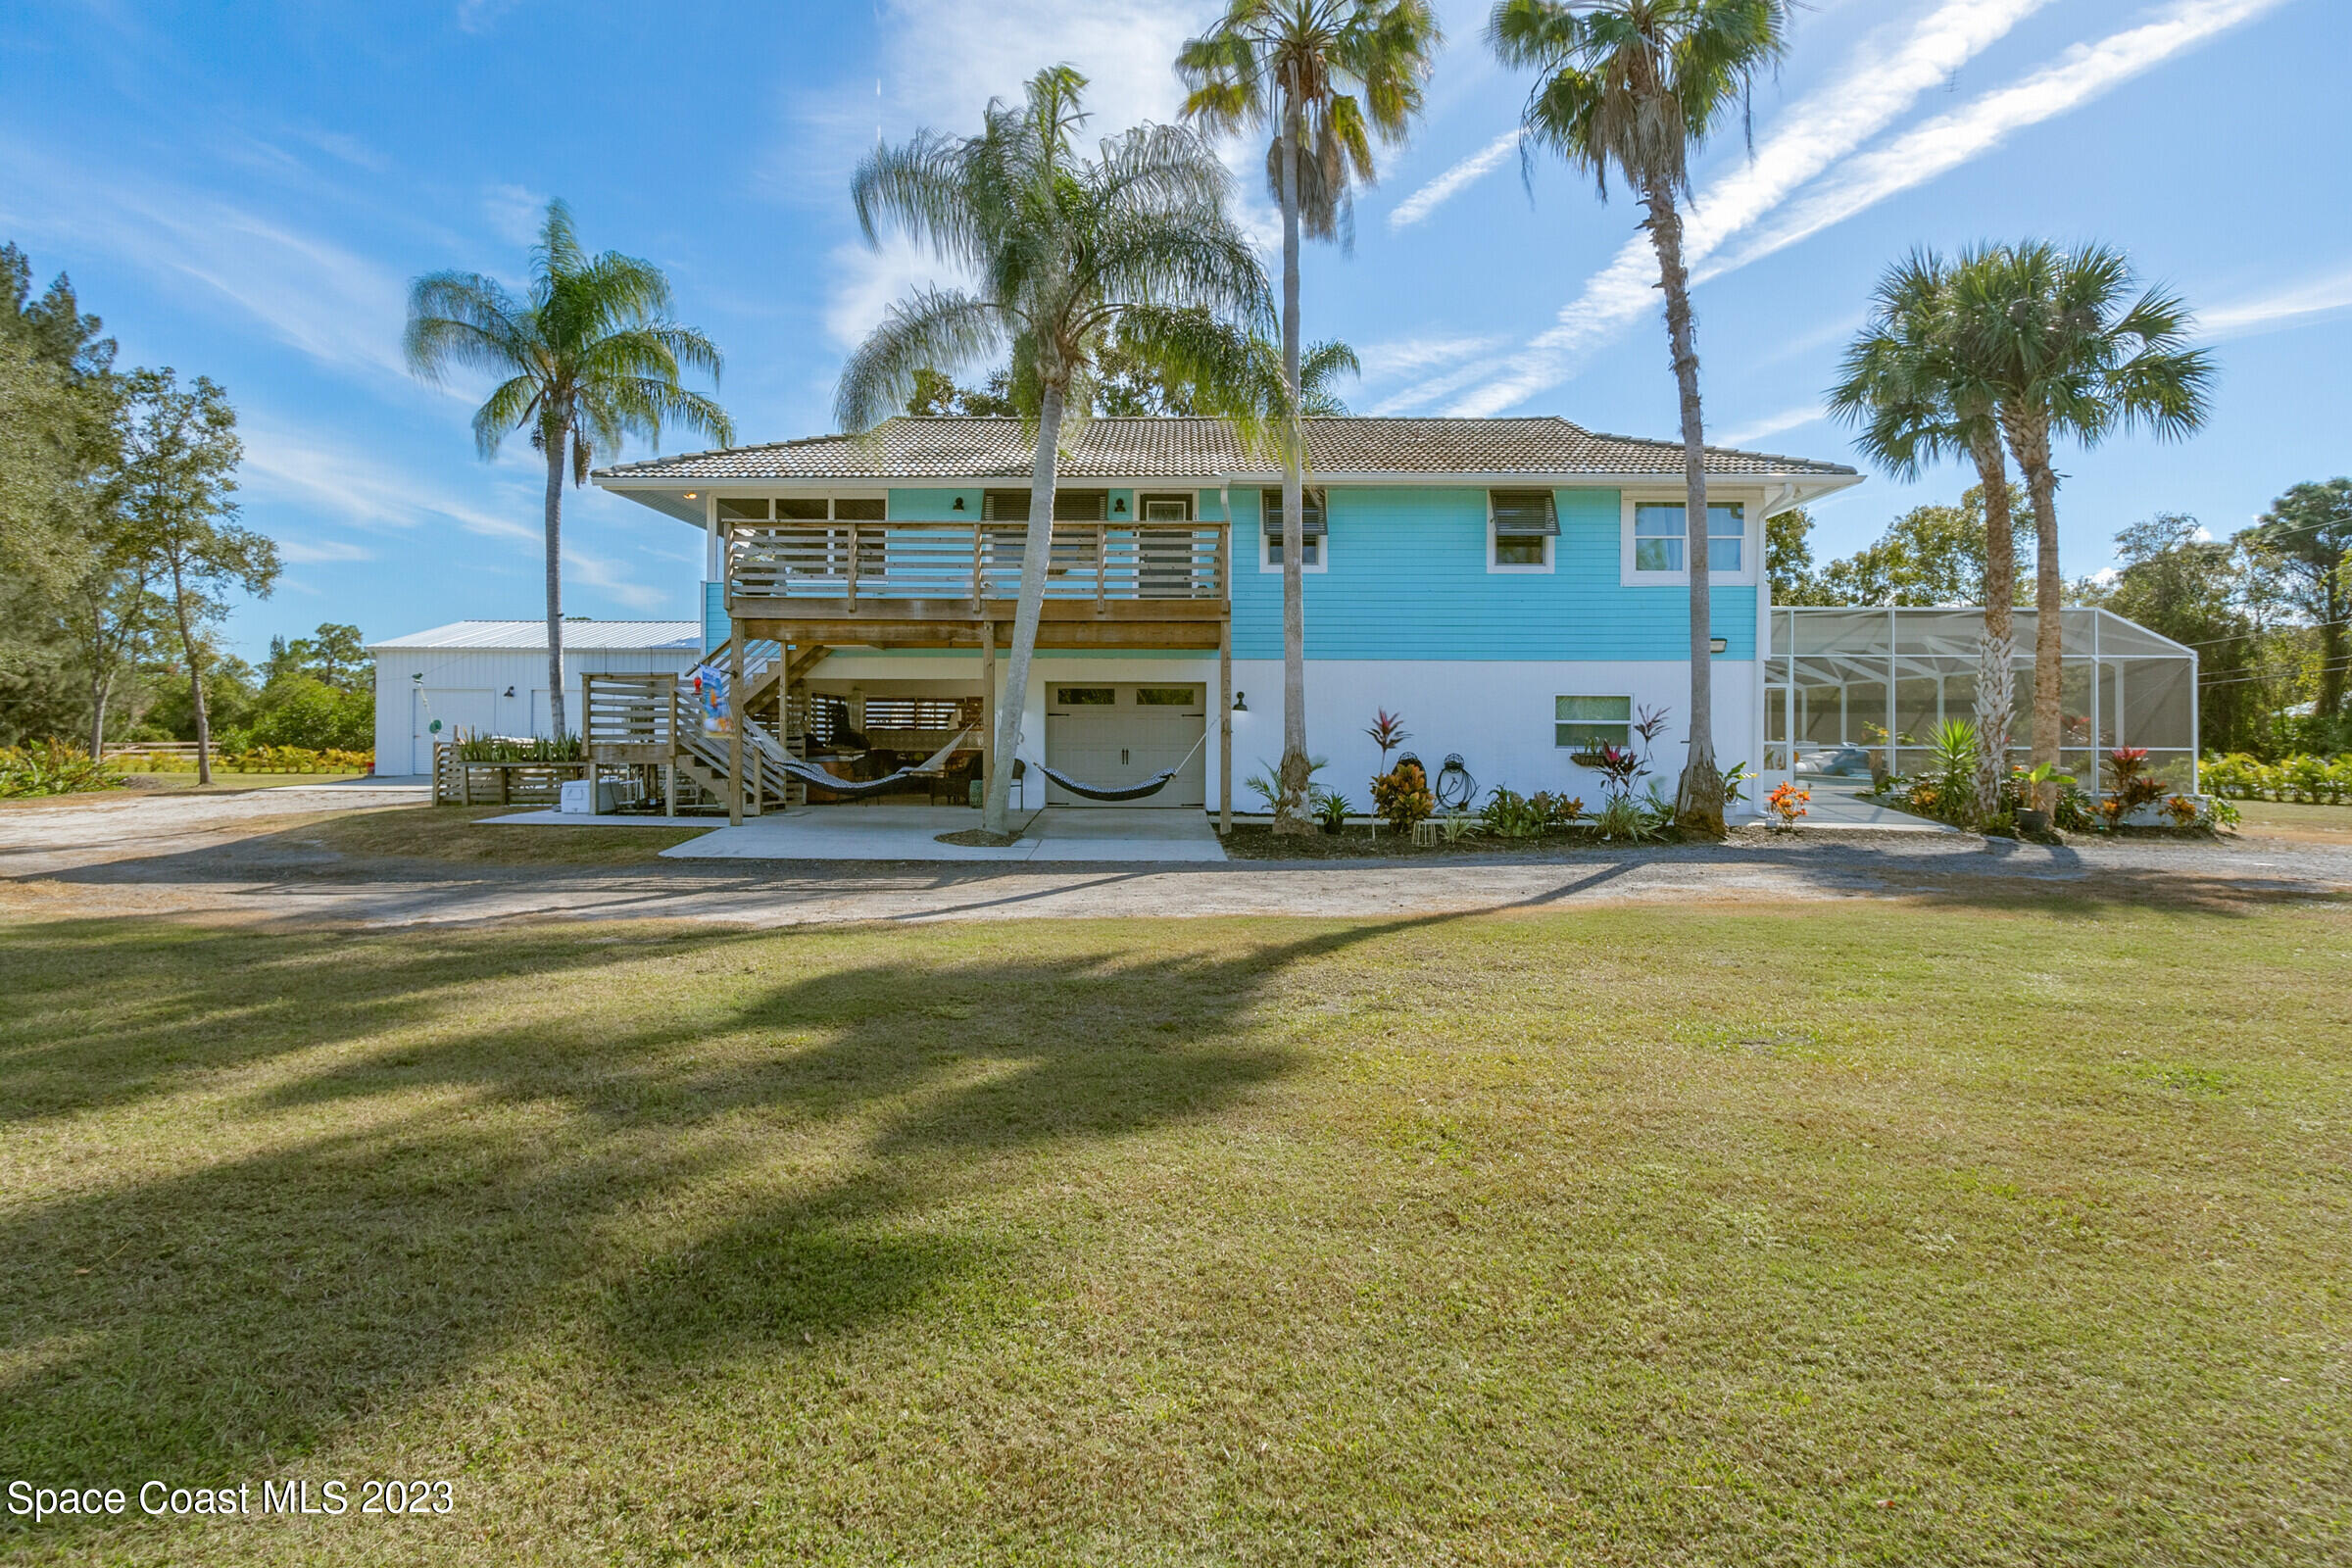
595 470 1858 493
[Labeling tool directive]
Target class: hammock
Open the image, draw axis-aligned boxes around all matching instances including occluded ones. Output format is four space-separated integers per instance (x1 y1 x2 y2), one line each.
764 727 972 799
1022 731 1208 803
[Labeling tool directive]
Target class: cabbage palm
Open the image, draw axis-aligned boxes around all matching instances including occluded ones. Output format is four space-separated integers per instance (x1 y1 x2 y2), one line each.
1179 1 1440 833
1489 0 1788 834
1828 248 2022 819
837 66 1271 836
405 199 733 740
1958 242 2212 796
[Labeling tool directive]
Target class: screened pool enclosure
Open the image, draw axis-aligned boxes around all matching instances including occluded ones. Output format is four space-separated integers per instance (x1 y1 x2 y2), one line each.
1764 607 2199 795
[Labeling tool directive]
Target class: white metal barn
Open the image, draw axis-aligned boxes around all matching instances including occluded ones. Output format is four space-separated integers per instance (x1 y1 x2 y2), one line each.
368 619 701 776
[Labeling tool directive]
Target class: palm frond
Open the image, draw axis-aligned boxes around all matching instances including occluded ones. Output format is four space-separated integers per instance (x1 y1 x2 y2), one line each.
835 287 1007 433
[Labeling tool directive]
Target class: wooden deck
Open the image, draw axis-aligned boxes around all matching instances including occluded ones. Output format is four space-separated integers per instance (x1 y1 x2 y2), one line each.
724 519 1230 648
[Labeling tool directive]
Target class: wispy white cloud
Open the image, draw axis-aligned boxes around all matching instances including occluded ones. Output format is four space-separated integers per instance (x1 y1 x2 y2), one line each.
1711 0 2292 281
272 535 376 565
1388 129 1521 230
241 417 539 544
1355 332 1510 380
1441 0 2059 416
2200 264 2352 339
481 182 548 248
811 2 1223 357
561 544 672 611
0 135 414 381
1719 405 1828 448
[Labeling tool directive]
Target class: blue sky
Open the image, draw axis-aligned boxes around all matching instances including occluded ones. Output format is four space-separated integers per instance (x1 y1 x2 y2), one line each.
3 0 2344 660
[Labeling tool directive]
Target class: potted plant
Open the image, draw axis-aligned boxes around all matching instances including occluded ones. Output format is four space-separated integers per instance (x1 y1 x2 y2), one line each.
2013 760 2074 834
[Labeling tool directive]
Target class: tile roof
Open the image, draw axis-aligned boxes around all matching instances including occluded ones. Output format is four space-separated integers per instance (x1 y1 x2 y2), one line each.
594 416 1856 482
368 619 701 653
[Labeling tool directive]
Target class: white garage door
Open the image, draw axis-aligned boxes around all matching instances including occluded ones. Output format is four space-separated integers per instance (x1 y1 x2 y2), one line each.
1044 684 1206 808
411 688 494 774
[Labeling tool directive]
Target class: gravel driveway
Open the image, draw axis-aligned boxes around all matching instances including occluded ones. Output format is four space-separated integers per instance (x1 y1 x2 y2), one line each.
2 784 2345 929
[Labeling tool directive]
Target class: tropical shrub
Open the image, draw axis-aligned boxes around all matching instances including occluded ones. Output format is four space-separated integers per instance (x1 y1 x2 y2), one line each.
1591 794 1659 843
1249 755 1327 812
2100 748 2167 827
1370 761 1435 833
2198 752 2352 804
1363 710 1410 774
0 742 125 798
1313 790 1350 831
1764 781 1808 829
1721 760 1753 808
1479 787 1547 839
1534 791 1585 829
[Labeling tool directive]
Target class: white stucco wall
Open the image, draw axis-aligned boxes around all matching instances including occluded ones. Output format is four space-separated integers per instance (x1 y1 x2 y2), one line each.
798 648 1761 816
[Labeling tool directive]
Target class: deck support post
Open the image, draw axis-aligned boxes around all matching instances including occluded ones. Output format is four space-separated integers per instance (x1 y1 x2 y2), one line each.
1218 614 1233 837
979 619 996 810
728 618 744 827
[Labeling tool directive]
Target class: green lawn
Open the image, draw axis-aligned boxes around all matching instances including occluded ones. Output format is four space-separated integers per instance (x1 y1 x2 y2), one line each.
2 902 2347 1564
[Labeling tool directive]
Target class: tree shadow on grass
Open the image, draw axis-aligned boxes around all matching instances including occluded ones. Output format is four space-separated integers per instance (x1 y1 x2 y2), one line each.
0 916 1417 1506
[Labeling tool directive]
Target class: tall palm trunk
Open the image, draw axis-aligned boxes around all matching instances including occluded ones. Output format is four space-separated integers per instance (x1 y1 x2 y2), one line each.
1967 431 2018 818
2003 410 2065 804
1646 188 1723 833
983 380 1066 836
543 432 568 741
1273 83 1311 835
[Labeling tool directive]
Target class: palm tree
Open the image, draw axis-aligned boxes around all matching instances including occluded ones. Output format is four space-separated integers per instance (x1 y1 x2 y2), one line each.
1828 248 2024 820
405 199 733 740
836 66 1271 837
1489 0 1788 834
1958 241 2212 800
1179 0 1441 834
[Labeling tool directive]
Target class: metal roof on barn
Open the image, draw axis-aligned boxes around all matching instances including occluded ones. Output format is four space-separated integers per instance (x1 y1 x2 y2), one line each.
367 619 701 653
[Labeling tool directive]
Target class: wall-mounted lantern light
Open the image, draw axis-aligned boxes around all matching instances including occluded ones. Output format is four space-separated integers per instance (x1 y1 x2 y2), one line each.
1232 691 1248 711
503 686 515 698
952 495 967 511
1709 637 1728 654
1111 495 1129 515
683 492 698 501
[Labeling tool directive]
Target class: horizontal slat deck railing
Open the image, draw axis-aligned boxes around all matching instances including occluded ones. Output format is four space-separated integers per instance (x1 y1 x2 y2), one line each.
583 672 678 760
728 521 1228 609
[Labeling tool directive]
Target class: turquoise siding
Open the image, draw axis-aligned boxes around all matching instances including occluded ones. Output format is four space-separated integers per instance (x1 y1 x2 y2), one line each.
712 486 1747 662
702 579 726 653
1228 485 1755 662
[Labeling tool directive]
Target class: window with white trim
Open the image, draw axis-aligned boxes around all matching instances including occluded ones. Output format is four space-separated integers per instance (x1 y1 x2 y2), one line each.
1490 488 1558 569
1261 486 1326 568
1555 695 1632 751
1633 501 1744 573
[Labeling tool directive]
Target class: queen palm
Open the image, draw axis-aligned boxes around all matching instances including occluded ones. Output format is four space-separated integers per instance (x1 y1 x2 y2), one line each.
1958 241 2211 799
836 66 1271 837
1179 0 1440 834
1489 0 1788 834
1829 248 2023 820
405 199 733 740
